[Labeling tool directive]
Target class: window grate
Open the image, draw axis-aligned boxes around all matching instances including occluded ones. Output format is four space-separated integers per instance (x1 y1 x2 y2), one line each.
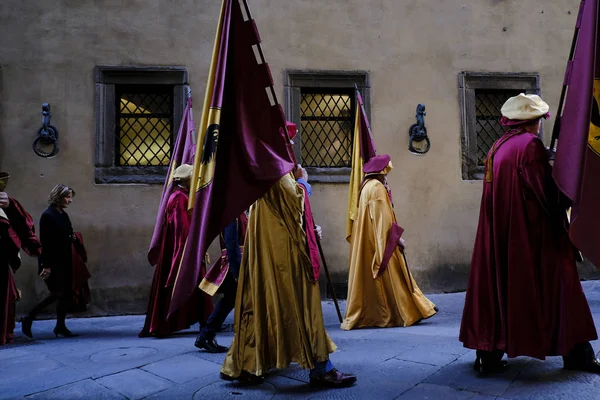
116 86 173 166
475 89 521 166
300 89 355 167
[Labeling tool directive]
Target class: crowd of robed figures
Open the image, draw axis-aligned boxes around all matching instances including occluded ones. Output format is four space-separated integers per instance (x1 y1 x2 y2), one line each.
1 94 600 389
3 0 600 390
132 92 600 387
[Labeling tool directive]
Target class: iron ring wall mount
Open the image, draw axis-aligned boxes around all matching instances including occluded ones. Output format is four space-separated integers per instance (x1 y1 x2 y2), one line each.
408 104 431 155
32 103 59 158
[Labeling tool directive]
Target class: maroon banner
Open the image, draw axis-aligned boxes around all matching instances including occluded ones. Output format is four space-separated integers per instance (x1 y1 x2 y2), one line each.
553 0 600 268
357 90 376 161
148 97 195 266
169 0 295 316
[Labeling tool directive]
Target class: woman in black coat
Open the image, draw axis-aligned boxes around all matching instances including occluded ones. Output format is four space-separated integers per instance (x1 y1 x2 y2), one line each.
22 184 78 338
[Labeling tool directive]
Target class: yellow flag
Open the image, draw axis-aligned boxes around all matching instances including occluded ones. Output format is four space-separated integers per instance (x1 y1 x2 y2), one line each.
346 105 363 242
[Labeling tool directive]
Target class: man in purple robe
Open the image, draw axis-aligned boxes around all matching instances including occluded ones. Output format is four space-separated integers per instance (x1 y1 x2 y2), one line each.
140 164 212 338
459 94 600 374
0 188 41 345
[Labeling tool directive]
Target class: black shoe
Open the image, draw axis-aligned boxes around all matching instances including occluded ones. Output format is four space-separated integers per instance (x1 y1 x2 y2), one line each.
21 316 33 339
473 356 509 375
220 371 264 385
195 336 228 353
565 358 600 373
53 326 79 338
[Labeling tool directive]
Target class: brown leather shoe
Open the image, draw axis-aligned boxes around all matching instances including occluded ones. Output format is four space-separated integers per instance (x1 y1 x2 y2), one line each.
310 369 357 388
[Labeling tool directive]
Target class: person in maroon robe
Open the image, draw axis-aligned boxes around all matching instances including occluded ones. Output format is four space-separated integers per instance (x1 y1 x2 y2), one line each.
459 94 600 374
0 188 41 345
140 164 212 338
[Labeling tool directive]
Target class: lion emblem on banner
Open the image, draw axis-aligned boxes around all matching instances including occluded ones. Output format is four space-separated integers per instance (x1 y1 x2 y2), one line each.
589 81 600 157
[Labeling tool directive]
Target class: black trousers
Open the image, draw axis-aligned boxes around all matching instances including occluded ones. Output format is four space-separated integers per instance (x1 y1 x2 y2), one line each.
200 272 237 339
26 292 71 328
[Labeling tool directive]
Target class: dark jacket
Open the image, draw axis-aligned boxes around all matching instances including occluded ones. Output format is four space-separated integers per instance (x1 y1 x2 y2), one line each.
39 204 74 294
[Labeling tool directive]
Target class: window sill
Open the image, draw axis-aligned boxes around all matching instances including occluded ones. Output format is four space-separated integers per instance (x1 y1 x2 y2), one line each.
305 167 351 183
95 166 168 184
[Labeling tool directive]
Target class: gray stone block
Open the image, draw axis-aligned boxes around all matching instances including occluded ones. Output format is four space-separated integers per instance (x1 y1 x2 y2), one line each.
26 379 126 400
143 376 222 400
306 358 439 400
502 358 600 400
192 379 277 399
142 353 220 383
395 348 461 367
0 365 87 399
322 338 414 374
96 369 174 399
395 383 477 399
424 352 531 397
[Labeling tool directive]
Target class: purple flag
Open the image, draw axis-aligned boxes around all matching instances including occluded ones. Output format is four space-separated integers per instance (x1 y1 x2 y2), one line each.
169 0 295 316
346 89 377 241
147 97 195 266
553 0 600 268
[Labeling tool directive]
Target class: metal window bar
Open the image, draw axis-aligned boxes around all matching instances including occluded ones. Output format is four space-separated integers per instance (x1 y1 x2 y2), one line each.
300 88 355 168
474 89 521 166
115 85 174 167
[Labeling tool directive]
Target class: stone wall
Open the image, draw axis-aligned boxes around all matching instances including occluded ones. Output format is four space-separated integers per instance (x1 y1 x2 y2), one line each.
0 0 595 316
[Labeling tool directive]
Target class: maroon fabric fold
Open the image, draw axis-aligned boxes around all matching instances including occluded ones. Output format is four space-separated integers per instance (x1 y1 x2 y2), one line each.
148 98 195 266
70 232 91 312
1 198 39 345
552 0 600 268
169 0 294 316
5 197 41 257
378 222 404 278
357 90 376 161
204 250 229 289
298 182 320 281
460 131 597 359
141 188 211 337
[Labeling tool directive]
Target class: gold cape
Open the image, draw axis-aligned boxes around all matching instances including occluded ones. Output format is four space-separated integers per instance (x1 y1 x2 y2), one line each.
221 174 336 377
341 178 436 330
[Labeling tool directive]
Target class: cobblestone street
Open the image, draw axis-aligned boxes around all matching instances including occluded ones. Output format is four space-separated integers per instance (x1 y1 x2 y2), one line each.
2 281 600 399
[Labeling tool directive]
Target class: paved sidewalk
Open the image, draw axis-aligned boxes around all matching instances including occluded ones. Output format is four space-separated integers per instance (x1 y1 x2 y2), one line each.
2 281 600 399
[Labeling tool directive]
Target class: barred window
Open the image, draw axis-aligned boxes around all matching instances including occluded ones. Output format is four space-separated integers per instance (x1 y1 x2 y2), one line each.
95 67 188 184
459 72 540 180
116 86 173 167
474 90 521 167
285 70 370 183
300 89 354 168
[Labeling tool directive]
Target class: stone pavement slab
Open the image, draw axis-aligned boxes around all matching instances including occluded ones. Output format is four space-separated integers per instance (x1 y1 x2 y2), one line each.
3 281 600 399
396 383 478 400
502 358 600 400
26 379 126 400
141 353 218 384
395 347 462 367
424 351 531 397
95 369 173 399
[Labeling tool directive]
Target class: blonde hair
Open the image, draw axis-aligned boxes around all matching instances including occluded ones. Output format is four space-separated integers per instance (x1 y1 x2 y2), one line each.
48 184 75 205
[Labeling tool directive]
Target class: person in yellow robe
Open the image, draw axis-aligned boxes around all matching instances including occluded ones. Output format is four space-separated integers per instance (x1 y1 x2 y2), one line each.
220 167 356 388
342 154 437 330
